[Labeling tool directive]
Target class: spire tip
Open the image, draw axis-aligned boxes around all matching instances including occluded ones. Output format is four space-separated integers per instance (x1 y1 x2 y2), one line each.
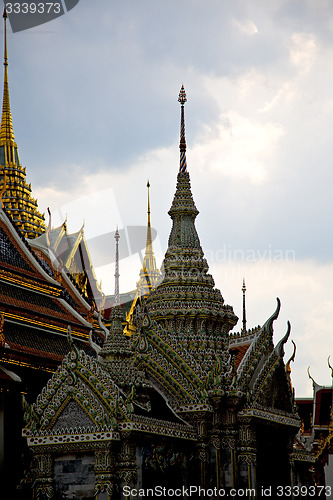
178 84 187 105
178 85 187 173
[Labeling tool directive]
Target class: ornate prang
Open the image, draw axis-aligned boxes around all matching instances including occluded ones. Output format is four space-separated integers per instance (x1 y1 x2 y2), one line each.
178 85 187 173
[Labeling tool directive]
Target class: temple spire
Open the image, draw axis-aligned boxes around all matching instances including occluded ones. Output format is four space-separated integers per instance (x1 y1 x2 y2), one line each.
145 87 238 334
114 227 120 305
0 9 16 149
178 85 187 173
146 180 153 257
137 181 160 296
242 279 247 332
0 9 44 237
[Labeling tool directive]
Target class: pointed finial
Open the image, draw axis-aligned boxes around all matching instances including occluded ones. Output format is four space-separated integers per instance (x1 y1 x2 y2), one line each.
178 84 187 105
242 278 247 333
114 226 120 306
0 6 16 148
178 85 187 173
147 180 151 216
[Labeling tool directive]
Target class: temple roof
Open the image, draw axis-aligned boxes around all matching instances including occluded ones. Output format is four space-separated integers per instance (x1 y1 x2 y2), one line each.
0 207 96 377
29 219 104 308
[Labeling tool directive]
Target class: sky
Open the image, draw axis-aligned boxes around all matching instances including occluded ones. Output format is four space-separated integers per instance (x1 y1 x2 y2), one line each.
3 0 333 397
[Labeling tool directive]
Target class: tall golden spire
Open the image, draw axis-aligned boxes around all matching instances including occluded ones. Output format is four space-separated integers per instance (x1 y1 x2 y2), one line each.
137 181 160 296
0 9 16 151
124 182 161 336
0 9 44 238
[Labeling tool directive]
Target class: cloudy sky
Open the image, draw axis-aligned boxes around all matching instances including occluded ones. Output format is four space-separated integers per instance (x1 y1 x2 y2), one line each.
3 0 333 397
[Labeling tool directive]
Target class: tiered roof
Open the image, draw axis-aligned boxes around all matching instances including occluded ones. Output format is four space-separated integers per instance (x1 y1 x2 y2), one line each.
29 218 104 307
0 207 95 377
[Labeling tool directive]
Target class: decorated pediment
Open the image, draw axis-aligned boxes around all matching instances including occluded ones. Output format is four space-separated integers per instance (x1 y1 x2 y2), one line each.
23 344 132 435
50 399 97 433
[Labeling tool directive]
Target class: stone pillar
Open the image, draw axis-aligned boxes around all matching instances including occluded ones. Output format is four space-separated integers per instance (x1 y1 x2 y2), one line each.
193 417 209 494
117 433 137 497
33 453 54 499
94 446 116 500
211 436 222 491
237 423 256 496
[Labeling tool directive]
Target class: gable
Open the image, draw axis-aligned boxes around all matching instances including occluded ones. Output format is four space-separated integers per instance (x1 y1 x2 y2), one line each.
23 346 131 434
51 399 96 432
253 359 294 413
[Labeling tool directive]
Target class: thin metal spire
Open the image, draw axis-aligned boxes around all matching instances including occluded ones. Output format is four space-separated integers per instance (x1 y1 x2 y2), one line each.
178 85 187 173
242 279 247 332
0 8 16 150
146 180 153 255
114 227 120 306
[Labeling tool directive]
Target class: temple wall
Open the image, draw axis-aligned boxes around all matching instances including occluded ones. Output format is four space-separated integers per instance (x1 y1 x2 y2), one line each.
53 453 95 499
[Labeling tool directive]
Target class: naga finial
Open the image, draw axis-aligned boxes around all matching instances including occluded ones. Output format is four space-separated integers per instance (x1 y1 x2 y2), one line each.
307 366 317 388
286 340 296 389
46 207 51 246
328 356 333 378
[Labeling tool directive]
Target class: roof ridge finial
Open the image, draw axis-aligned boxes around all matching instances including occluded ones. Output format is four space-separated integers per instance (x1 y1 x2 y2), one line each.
178 84 187 173
114 226 120 306
0 8 16 148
